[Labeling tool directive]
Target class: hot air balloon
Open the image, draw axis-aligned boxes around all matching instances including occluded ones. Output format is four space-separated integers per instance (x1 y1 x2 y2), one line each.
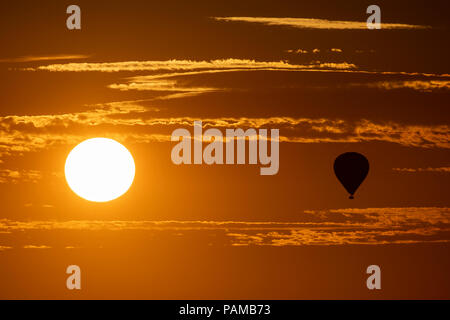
333 152 369 199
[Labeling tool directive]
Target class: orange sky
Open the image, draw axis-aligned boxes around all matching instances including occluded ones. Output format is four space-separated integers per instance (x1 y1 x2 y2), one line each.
0 0 449 299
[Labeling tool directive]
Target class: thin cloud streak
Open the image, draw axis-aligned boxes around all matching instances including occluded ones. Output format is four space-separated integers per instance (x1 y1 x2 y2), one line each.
351 80 450 92
108 79 221 95
22 245 51 249
0 54 90 63
393 167 450 173
213 16 430 30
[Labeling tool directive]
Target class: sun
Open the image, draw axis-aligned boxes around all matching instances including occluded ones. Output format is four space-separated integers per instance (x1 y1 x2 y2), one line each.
65 138 135 202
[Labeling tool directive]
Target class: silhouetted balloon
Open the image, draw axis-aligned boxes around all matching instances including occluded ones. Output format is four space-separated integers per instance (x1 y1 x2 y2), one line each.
333 152 369 199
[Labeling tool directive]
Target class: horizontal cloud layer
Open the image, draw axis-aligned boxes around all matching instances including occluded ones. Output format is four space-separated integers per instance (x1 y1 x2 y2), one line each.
0 102 449 163
0 207 448 246
26 59 356 73
23 59 449 83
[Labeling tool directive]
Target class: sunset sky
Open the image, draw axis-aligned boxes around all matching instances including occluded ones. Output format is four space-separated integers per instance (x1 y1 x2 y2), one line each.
0 0 449 299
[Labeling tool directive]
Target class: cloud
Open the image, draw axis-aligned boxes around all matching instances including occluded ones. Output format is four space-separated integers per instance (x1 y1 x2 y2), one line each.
313 69 449 78
379 80 450 92
230 229 450 246
350 80 450 92
153 92 216 100
108 68 258 96
107 72 448 101
25 58 356 73
286 49 308 54
23 245 51 249
0 54 89 63
108 79 221 97
352 120 450 149
23 203 56 208
1 59 450 160
21 58 450 83
0 169 43 184
1 101 150 128
0 207 448 246
393 167 450 173
287 48 342 54
0 105 449 161
0 101 160 158
227 207 450 246
316 62 355 69
213 17 430 30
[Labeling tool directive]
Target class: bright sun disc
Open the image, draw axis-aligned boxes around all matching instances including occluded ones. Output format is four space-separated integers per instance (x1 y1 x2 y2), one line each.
65 138 135 202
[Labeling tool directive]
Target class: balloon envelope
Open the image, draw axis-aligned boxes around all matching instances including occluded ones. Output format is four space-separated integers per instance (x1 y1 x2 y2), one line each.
333 152 369 199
